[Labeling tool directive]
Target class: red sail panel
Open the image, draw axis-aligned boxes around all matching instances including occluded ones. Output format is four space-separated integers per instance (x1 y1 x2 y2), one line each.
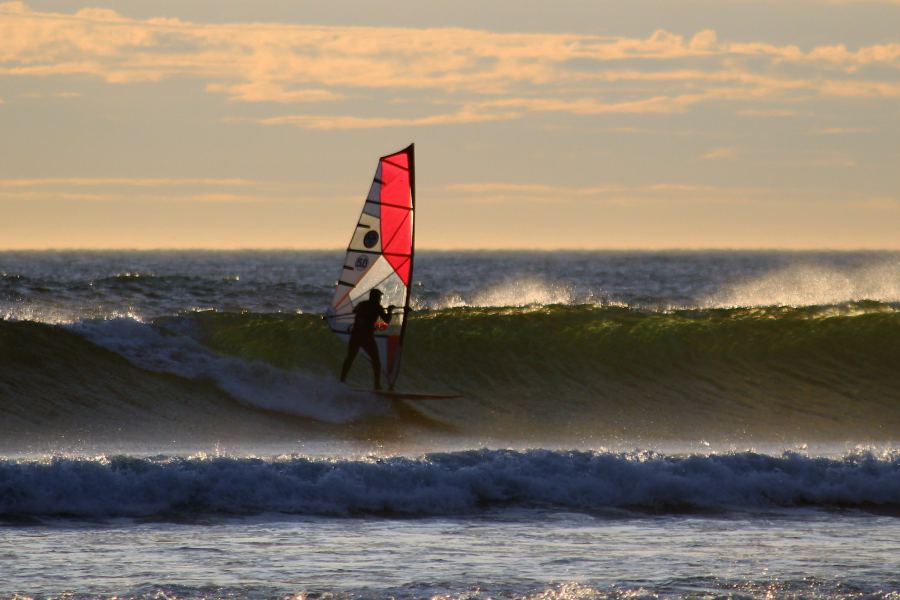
325 144 414 390
379 151 412 285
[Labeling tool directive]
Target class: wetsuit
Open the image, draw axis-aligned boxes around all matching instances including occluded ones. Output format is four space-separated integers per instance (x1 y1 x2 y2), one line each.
340 299 393 389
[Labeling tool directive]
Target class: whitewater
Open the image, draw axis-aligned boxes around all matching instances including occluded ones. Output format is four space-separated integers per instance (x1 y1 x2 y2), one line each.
1 250 899 599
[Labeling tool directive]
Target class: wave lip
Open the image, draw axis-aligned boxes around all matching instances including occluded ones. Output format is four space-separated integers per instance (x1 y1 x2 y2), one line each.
703 263 900 308
2 450 898 520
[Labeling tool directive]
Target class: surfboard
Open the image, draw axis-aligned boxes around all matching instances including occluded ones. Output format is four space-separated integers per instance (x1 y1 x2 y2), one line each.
351 388 462 400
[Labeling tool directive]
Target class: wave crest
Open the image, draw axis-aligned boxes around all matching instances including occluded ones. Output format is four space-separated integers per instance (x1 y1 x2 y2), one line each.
705 262 900 308
2 450 898 520
430 279 589 309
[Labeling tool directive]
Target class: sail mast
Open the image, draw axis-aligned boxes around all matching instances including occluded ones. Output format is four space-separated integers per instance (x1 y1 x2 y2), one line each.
392 143 415 390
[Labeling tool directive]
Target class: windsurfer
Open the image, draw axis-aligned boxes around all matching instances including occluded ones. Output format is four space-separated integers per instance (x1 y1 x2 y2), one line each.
340 288 396 390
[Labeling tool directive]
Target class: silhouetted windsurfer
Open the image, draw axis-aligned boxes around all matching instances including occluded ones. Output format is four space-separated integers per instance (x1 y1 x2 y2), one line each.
340 288 395 390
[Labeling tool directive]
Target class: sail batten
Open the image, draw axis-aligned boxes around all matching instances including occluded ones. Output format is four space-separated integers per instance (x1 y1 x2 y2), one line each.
325 144 415 389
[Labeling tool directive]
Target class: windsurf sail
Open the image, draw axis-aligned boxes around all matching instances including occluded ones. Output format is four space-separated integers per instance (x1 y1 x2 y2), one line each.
325 144 415 390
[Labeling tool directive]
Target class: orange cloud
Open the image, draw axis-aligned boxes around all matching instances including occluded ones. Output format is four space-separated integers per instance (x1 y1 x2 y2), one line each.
854 197 899 210
258 107 522 129
2 2 899 128
736 108 802 117
700 147 738 160
0 177 255 187
443 182 741 208
206 82 342 104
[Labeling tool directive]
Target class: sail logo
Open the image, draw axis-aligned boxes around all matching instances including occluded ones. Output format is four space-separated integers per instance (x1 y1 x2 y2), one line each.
363 230 379 248
355 256 369 269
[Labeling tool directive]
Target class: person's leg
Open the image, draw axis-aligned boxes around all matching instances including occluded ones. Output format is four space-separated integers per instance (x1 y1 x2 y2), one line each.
361 337 382 390
340 338 361 382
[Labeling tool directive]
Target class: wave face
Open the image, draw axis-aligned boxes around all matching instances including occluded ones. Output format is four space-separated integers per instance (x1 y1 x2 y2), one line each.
1 450 898 520
181 303 900 440
2 302 899 445
2 251 899 447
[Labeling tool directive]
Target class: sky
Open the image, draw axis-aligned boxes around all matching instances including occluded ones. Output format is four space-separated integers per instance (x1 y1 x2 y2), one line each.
0 0 898 249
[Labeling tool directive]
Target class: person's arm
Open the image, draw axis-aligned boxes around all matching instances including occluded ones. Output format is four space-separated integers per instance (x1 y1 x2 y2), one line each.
380 304 396 323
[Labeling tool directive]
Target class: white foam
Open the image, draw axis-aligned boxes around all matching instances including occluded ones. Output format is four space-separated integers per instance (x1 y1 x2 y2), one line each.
704 262 900 308
69 318 383 424
1 304 144 325
2 449 898 519
432 279 591 309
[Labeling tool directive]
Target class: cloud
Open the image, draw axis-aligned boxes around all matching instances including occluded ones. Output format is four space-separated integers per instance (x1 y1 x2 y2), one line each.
781 155 858 168
0 176 359 205
812 126 873 134
0 177 255 187
0 186 342 205
257 92 730 130
11 90 78 100
852 196 899 210
1 2 899 126
0 190 292 204
0 190 117 202
443 182 749 206
442 180 885 212
447 182 631 196
736 108 802 117
258 107 521 129
164 193 282 204
206 82 343 104
700 147 738 160
477 95 706 115
817 80 900 98
446 182 723 196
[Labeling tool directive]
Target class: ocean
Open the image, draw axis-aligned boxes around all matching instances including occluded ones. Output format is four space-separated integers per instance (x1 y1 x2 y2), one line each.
1 250 899 599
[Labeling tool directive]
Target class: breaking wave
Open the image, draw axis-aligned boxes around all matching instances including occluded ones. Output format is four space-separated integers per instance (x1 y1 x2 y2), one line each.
703 263 900 308
1 302 899 444
69 317 374 424
2 449 898 520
